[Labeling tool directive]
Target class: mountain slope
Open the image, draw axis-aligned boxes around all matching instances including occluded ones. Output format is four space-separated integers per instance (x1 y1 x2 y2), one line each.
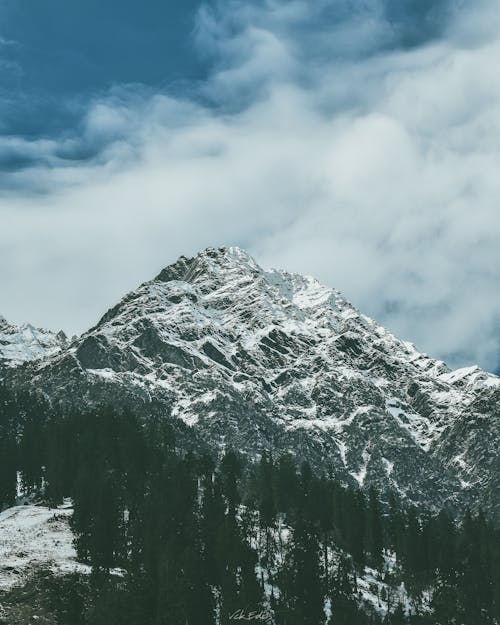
12 247 500 516
0 316 67 369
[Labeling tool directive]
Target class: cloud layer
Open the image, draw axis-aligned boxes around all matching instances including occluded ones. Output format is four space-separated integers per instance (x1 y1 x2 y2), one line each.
1 0 500 372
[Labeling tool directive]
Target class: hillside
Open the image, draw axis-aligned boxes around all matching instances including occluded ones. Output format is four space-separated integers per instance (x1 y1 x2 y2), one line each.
6 246 500 517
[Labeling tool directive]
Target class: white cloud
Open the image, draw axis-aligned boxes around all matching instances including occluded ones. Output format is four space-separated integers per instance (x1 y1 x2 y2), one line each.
1 1 500 371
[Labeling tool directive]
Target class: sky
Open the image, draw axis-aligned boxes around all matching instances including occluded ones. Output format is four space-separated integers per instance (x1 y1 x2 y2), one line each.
1 0 500 373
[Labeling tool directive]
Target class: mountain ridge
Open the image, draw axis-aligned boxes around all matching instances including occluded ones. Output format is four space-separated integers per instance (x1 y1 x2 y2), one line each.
4 246 500 517
0 315 68 369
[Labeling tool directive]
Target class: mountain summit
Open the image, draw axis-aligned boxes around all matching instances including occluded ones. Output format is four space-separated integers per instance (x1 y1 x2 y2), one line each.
0 315 67 368
8 247 500 516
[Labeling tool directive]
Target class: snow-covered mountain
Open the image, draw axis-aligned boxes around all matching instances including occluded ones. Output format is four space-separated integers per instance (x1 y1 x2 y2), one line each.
0 316 67 368
10 247 500 516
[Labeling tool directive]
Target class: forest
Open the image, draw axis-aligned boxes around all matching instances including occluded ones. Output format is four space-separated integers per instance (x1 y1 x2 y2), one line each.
1 382 499 625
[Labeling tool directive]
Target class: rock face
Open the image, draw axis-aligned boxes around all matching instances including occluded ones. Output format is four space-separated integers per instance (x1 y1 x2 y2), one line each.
0 316 67 368
9 247 500 516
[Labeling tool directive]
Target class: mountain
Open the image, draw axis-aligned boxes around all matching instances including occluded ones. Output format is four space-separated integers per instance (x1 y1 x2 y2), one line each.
0 316 67 369
7 247 500 517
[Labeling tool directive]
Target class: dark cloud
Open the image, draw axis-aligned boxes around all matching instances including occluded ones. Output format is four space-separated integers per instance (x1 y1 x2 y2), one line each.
0 0 205 153
197 0 468 65
0 0 471 169
0 0 204 89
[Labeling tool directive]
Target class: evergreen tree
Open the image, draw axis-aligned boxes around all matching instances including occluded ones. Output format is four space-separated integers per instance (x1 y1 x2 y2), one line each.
220 450 243 518
367 487 384 569
275 453 299 514
1 398 497 625
0 382 19 510
279 519 325 625
45 414 66 507
329 555 361 625
90 471 126 572
18 394 47 493
433 509 456 580
348 490 366 569
258 452 276 528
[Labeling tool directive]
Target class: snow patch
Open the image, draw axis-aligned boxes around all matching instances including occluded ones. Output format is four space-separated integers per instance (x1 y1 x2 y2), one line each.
0 318 66 367
0 501 89 592
382 458 394 477
350 449 371 487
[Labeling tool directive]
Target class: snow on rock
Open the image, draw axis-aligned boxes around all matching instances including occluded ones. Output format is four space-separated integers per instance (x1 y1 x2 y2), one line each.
0 316 67 368
437 365 500 392
350 449 371 487
382 458 394 477
13 246 500 517
357 557 431 619
0 501 88 592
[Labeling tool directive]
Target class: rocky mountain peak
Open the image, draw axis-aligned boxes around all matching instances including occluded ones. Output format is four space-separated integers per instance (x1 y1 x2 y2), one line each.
0 317 68 368
155 246 262 288
9 248 500 518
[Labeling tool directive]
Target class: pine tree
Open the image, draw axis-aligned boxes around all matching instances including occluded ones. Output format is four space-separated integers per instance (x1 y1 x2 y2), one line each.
2 402 497 625
200 464 225 588
19 403 45 493
258 452 276 528
220 450 243 518
387 492 405 554
90 470 126 572
280 519 325 625
329 555 361 625
430 578 461 625
275 454 299 515
44 414 66 507
316 478 334 590
348 490 366 569
367 487 384 569
0 400 17 510
182 536 216 625
433 509 456 581
404 506 423 591
387 603 406 624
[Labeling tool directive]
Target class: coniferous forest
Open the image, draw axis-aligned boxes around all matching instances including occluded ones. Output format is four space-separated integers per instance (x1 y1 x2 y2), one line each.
1 383 500 625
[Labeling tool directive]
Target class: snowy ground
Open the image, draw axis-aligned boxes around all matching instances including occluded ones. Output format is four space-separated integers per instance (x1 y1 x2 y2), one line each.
0 500 89 592
0 500 429 620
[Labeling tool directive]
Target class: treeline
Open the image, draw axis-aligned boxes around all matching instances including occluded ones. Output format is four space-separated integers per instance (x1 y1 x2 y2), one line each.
1 383 500 624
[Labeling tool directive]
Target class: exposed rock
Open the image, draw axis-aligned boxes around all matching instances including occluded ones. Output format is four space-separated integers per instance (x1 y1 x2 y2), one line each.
7 247 500 517
0 316 67 369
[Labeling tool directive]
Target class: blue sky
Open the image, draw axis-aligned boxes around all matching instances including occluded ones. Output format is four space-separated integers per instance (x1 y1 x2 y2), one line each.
1 0 500 373
0 1 204 160
0 0 466 168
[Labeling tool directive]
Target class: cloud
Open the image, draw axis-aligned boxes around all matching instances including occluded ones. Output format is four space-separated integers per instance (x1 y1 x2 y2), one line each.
0 0 206 144
1 0 500 372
